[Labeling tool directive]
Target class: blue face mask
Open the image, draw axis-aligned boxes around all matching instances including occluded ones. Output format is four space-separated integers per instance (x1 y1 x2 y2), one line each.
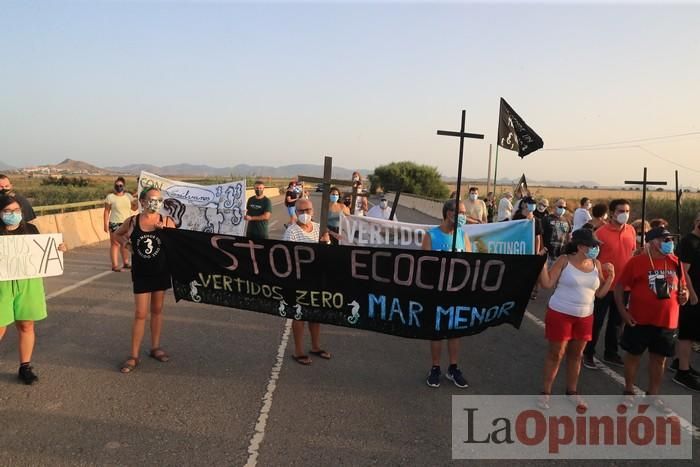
2 211 22 226
556 207 566 216
660 240 674 255
527 203 536 213
457 214 467 227
330 194 339 203
585 246 600 259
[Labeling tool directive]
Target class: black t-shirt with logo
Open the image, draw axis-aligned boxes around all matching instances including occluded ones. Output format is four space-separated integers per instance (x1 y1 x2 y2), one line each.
129 215 168 277
678 232 700 294
246 195 272 239
285 189 299 207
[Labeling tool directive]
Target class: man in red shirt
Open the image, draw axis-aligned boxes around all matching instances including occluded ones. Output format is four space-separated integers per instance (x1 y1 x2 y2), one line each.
583 199 636 369
616 227 689 400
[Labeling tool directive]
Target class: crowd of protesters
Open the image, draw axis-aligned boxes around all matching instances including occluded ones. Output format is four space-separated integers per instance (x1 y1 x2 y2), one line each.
2 173 699 412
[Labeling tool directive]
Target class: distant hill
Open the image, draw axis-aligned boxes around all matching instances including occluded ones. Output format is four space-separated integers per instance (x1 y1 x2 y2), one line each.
444 176 602 188
0 161 15 171
22 158 108 175
107 163 371 179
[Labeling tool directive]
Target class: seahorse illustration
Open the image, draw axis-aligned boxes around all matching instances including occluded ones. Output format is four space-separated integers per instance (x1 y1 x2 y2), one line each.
163 198 186 228
347 300 360 324
293 304 303 320
278 299 288 317
189 280 202 303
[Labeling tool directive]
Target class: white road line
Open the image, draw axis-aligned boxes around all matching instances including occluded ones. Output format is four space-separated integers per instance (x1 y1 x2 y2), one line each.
45 270 114 301
244 319 292 467
525 310 700 439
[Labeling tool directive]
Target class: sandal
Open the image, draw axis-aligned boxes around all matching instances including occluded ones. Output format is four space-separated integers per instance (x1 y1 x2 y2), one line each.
122 263 132 270
537 392 551 410
149 348 170 362
292 355 312 365
309 349 331 360
622 390 636 408
120 357 139 373
112 266 122 272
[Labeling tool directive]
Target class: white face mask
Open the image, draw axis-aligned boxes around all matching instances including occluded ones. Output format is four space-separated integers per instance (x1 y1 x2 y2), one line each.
537 205 546 212
297 213 311 225
616 212 630 224
469 193 478 201
380 200 388 209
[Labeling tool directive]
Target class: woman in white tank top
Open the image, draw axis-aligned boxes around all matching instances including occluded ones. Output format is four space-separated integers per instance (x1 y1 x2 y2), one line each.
536 228 615 409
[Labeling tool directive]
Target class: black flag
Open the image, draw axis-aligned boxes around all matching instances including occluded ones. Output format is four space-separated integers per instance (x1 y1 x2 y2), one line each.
497 98 544 158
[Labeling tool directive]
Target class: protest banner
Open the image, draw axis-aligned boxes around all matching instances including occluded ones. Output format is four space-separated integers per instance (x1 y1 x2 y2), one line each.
339 215 534 254
162 229 545 340
138 171 246 236
0 234 64 280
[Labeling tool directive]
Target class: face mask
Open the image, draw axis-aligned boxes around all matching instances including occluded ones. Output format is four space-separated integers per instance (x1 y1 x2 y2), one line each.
330 194 339 203
556 207 566 216
585 246 600 259
114 185 125 193
602 213 608 220
1 212 22 226
469 193 478 201
255 189 264 196
585 203 592 210
660 240 674 255
0 188 10 195
527 203 536 213
297 213 311 225
537 205 546 213
457 214 466 227
616 212 630 224
380 200 388 209
343 199 351 207
636 234 642 243
147 199 163 213
353 176 360 182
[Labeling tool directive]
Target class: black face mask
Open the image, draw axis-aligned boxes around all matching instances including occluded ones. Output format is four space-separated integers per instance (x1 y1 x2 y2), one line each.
114 185 125 193
255 189 264 196
343 199 351 207
0 188 10 195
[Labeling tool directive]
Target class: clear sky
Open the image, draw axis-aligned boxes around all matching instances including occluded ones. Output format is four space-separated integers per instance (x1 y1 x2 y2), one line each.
2 1 699 187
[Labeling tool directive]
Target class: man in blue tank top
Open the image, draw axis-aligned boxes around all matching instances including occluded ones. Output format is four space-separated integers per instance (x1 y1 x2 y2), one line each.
422 199 472 388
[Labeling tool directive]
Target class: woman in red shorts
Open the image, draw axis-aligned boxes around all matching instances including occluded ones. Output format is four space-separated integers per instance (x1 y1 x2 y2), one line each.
537 228 615 408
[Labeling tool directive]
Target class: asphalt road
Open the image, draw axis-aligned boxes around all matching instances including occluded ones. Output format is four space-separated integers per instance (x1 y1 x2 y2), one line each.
1 194 698 466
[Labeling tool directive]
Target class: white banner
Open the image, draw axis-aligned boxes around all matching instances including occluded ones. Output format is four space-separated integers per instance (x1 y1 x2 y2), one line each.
339 215 534 254
138 171 246 236
0 233 64 280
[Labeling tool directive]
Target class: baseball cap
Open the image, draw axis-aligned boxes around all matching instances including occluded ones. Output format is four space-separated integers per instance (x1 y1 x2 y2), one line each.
571 228 600 247
645 227 673 242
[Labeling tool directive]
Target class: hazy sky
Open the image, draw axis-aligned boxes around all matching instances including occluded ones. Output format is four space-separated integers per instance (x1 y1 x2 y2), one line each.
2 1 699 187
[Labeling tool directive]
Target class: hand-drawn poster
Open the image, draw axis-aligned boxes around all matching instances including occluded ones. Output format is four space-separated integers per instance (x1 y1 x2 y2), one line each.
0 234 65 280
138 171 246 236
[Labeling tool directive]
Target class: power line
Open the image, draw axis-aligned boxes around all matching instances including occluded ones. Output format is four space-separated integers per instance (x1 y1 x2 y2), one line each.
543 131 700 151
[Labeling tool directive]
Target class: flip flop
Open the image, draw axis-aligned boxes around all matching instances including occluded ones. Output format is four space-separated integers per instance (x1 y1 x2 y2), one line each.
309 349 331 360
149 348 170 362
112 266 122 272
292 355 312 365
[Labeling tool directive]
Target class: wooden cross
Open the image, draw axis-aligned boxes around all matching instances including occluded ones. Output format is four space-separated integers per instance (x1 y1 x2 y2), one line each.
437 110 484 251
624 167 667 246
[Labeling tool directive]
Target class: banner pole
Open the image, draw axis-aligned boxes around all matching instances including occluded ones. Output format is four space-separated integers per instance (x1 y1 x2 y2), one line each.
641 167 647 247
486 144 492 195
319 156 332 242
492 145 499 194
675 170 681 235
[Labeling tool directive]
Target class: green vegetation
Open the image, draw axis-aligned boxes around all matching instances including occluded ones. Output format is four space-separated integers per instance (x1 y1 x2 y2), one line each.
369 161 449 199
630 196 700 235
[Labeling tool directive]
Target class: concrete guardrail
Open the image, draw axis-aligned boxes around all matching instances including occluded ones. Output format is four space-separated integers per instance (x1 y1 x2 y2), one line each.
31 187 282 250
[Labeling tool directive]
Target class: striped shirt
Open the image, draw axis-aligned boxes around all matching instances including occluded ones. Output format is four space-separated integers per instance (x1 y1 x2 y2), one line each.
283 222 320 243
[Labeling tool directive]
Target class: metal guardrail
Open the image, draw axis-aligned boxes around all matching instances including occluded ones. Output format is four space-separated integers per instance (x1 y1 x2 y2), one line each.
33 200 104 215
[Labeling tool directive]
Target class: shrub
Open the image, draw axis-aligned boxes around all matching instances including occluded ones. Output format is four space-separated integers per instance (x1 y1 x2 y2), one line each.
369 161 449 199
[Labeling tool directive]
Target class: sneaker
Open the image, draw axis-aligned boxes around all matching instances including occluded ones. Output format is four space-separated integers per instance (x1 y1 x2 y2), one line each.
669 359 700 377
582 354 598 370
446 366 469 388
18 365 38 385
672 371 700 392
602 354 624 368
426 366 441 388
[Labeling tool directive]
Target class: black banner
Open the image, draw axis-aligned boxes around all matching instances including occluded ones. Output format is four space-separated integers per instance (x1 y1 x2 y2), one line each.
497 98 544 158
162 229 545 340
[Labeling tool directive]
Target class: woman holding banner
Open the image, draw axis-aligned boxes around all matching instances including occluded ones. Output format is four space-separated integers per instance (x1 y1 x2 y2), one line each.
115 187 176 373
537 229 615 409
423 199 472 389
0 195 67 385
327 186 349 245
